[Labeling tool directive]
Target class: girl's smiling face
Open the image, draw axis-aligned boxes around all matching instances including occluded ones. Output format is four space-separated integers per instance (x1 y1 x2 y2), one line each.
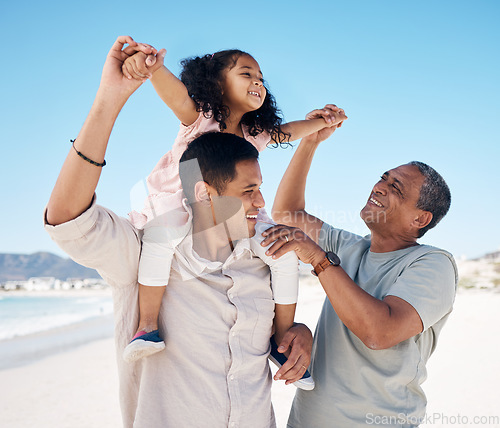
221 54 267 116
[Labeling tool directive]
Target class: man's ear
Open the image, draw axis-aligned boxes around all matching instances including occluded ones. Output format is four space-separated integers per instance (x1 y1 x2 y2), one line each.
413 210 433 232
194 181 214 205
194 181 210 205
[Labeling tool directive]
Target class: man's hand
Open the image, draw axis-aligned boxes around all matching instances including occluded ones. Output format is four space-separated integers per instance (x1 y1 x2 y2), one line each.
261 224 325 266
274 323 313 384
45 36 162 226
98 36 160 100
304 104 347 145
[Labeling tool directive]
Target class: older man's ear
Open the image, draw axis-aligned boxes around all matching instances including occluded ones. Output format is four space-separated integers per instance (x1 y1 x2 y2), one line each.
413 211 433 234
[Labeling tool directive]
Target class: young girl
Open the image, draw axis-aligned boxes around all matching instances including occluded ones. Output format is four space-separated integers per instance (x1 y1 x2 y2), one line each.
121 47 344 389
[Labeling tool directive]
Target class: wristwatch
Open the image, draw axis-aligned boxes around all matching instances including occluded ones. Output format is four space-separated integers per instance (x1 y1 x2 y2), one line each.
311 251 341 276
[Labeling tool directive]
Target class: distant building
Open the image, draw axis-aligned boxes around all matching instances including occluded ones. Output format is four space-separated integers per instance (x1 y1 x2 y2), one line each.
483 250 500 262
26 277 56 291
0 276 108 291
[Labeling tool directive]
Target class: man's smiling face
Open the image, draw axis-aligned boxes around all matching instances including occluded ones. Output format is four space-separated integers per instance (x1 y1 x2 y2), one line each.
360 164 425 237
212 158 264 238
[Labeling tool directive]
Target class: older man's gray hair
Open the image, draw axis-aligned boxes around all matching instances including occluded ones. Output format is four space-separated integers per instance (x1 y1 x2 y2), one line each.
409 161 451 238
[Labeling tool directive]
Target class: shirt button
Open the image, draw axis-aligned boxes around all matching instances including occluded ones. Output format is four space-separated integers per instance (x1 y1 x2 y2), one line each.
230 375 235 381
231 423 236 427
228 293 234 299
231 331 236 337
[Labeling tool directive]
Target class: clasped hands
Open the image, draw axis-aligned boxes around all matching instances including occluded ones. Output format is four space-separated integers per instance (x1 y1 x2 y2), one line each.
98 36 164 97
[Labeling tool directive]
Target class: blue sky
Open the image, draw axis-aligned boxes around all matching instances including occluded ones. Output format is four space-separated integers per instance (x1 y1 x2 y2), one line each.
1 0 498 260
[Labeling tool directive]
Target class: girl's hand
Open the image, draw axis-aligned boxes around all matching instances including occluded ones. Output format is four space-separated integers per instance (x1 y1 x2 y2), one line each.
122 49 167 81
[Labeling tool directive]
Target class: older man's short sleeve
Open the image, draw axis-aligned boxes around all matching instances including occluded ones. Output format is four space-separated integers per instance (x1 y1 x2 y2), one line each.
318 222 367 254
386 251 458 331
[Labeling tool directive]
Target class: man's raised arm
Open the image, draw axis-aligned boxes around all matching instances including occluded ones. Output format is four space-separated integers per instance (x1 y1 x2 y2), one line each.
271 104 346 242
46 36 160 225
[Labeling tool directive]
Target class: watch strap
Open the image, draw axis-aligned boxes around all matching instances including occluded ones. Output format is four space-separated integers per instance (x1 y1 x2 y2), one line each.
311 251 340 276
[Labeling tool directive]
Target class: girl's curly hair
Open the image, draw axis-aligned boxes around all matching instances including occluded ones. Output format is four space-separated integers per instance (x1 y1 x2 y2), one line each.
179 49 291 148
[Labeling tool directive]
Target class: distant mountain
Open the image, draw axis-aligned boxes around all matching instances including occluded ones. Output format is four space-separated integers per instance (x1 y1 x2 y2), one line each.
0 252 101 282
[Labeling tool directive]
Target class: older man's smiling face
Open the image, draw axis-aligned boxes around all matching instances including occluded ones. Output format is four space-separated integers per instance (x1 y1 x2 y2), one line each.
360 164 425 237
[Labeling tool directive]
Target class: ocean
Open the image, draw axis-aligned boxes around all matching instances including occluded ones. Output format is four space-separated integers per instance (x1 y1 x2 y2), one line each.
0 293 113 341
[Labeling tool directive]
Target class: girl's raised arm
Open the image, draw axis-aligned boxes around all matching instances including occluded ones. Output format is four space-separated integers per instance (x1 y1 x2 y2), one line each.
150 63 199 126
122 50 199 126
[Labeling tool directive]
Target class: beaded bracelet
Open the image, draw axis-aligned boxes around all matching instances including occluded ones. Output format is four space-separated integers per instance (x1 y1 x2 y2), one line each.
71 139 106 167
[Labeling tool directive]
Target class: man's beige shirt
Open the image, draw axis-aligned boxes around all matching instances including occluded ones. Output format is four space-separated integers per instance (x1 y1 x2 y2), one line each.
45 198 276 428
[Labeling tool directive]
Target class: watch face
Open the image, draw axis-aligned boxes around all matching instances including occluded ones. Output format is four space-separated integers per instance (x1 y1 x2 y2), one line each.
326 251 341 266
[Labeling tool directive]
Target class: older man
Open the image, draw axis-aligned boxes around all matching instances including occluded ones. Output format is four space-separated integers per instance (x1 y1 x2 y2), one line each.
263 106 458 427
44 37 311 428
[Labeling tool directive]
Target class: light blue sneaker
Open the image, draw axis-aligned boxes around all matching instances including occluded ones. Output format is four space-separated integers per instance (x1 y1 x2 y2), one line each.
268 336 315 390
123 330 165 363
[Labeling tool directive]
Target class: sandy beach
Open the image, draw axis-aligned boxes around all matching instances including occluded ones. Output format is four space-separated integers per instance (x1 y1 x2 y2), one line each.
1 283 499 427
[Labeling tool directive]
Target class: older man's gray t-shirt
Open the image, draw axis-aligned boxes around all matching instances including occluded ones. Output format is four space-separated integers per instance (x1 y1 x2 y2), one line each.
288 224 457 428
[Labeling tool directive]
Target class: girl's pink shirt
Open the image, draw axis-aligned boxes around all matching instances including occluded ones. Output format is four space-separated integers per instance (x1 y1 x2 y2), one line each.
128 112 270 229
